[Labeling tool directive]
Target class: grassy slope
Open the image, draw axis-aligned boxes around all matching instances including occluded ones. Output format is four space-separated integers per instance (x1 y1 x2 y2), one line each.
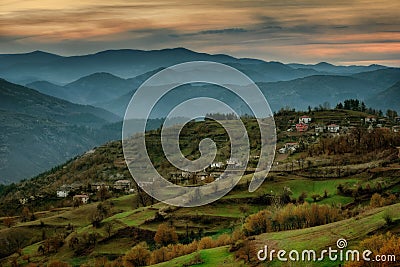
1 166 372 266
154 203 400 267
253 203 400 266
151 246 242 267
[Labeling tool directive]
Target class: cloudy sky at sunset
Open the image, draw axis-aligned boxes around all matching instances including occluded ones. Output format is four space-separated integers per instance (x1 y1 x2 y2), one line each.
1 0 399 65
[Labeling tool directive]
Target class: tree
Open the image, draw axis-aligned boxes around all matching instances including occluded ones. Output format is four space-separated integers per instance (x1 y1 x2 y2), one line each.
123 242 151 267
243 210 271 236
370 193 384 208
73 198 81 208
0 231 26 257
104 222 113 238
297 192 307 204
361 102 366 112
44 235 64 253
386 109 398 121
89 203 110 228
21 207 31 222
154 223 178 246
97 186 110 201
234 239 256 263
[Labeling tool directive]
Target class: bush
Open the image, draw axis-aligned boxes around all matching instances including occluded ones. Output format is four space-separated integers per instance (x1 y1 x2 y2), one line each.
154 223 178 246
383 211 394 226
123 242 151 267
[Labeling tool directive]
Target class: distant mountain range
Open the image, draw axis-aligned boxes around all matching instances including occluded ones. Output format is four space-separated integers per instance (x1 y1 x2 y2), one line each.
88 70 400 117
27 68 164 106
0 48 392 85
4 48 395 117
0 79 122 183
288 62 387 75
0 48 399 183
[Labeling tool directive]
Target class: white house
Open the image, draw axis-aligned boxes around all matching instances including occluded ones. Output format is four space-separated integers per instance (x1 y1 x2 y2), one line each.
278 142 299 154
315 125 325 133
365 116 377 123
57 185 71 198
73 194 89 204
327 124 340 133
278 147 287 154
210 162 224 168
57 190 69 198
299 116 312 124
114 179 131 190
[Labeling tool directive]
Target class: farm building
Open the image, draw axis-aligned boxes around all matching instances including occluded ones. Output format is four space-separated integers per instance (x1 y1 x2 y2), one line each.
327 124 340 133
296 123 309 132
299 115 312 124
73 194 89 204
365 116 377 123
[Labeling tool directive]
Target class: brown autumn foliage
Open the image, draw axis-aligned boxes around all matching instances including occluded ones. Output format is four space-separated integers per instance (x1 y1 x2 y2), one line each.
309 128 400 156
123 242 151 267
242 210 272 235
145 233 232 265
154 223 178 246
234 239 257 263
243 202 343 236
345 232 400 267
370 193 397 208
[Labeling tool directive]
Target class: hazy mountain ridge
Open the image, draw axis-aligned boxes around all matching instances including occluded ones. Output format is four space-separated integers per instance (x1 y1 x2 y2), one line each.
288 61 387 74
0 79 120 125
366 81 400 112
97 73 388 117
259 74 384 111
0 48 388 85
28 72 134 105
0 79 122 183
351 68 400 88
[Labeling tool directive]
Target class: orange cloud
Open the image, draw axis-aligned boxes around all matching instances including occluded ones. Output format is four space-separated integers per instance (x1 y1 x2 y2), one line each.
0 0 399 65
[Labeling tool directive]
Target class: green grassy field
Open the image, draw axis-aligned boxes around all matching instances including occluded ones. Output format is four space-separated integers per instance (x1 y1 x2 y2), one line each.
253 203 400 266
151 246 243 267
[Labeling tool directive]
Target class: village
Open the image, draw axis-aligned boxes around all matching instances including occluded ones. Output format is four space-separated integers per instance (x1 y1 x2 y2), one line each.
278 113 400 154
43 110 400 207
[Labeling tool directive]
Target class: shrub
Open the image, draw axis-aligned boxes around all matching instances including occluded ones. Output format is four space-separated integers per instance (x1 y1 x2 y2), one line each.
123 242 151 267
154 223 178 246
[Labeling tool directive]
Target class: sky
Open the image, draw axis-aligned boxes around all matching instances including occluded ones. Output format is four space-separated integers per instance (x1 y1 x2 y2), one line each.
0 0 399 66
